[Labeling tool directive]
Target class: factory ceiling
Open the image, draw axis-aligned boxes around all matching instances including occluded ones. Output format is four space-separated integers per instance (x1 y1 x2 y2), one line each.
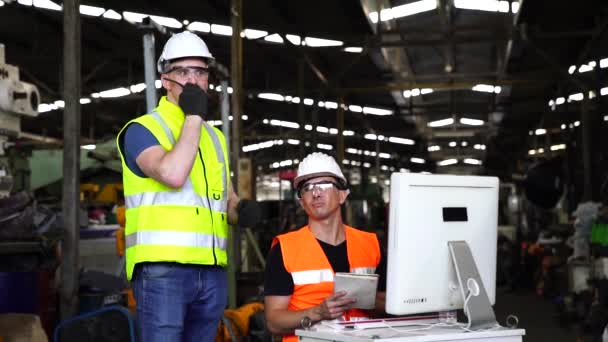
1 0 608 180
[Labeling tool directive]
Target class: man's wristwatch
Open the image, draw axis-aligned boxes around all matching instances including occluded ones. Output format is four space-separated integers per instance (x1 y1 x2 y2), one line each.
300 315 312 329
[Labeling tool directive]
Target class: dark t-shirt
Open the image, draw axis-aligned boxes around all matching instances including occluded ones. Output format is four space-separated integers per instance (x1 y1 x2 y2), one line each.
123 123 160 177
263 237 387 296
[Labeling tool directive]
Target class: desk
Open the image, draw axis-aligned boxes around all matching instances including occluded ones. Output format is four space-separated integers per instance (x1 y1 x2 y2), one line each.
296 325 525 342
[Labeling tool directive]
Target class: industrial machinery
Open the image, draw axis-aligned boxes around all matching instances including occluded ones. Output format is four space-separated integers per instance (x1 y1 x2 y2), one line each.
0 43 40 197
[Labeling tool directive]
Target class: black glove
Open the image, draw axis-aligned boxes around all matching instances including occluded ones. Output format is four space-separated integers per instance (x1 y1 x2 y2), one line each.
178 83 208 118
237 199 261 228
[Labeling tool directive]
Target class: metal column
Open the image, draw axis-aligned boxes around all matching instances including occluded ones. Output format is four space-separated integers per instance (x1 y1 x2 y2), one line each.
228 0 243 310
60 0 81 320
143 32 157 112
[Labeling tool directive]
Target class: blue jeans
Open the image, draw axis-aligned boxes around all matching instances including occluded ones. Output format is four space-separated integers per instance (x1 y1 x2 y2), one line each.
132 262 227 342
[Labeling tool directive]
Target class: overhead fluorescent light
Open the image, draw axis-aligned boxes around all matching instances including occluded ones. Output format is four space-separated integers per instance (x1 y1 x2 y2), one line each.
348 105 363 112
317 144 333 150
81 144 96 150
270 119 299 129
80 4 105 16
472 84 500 93
243 29 268 40
410 157 425 164
102 9 121 20
53 100 65 108
304 37 343 47
364 134 378 140
428 145 440 152
33 0 61 11
362 107 392 116
151 15 183 29
211 24 232 36
287 139 300 145
388 137 415 145
568 93 584 102
344 47 363 53
324 101 338 109
80 98 91 104
303 98 314 106
258 93 284 101
369 0 437 23
535 128 546 135
601 58 608 69
264 34 284 44
464 158 482 165
459 118 484 126
285 34 301 45
428 118 454 127
555 97 565 105
130 83 146 93
98 87 131 98
123 11 147 23
461 141 468 147
316 126 329 133
528 149 536 155
568 65 576 74
605 115 608 121
449 141 457 147
550 144 566 151
0 1 4 6
188 22 211 33
454 0 510 13
473 144 486 150
437 159 458 166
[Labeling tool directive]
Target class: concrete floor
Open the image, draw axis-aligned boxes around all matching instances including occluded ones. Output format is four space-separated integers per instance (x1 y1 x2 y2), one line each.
494 288 581 342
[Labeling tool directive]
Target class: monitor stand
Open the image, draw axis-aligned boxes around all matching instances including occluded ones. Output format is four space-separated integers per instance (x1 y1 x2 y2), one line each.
448 241 498 330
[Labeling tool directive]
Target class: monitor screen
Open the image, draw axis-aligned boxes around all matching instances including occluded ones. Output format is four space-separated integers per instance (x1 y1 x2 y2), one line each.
385 173 498 315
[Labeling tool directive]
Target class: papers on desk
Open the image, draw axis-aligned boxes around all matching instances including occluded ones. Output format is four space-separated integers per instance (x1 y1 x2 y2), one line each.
333 272 379 309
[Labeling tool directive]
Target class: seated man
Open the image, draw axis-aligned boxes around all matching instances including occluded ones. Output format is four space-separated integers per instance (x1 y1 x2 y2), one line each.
263 152 386 341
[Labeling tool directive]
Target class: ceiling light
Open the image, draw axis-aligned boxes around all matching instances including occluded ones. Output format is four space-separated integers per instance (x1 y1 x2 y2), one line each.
464 158 482 165
188 22 210 33
574 121 580 127
454 0 505 12
568 93 584 102
243 29 268 40
317 144 333 150
98 87 130 98
316 126 329 133
270 119 299 129
130 83 146 93
324 101 338 109
80 98 91 104
79 4 105 16
102 9 121 20
461 141 468 147
348 105 363 112
472 84 495 93
364 134 378 140
555 97 565 105
123 11 147 23
528 149 536 155
211 24 232 36
33 0 61 11
459 118 484 126
150 15 182 28
303 98 314 106
287 139 300 145
428 145 440 152
264 34 284 44
410 157 425 164
304 37 343 47
285 34 301 45
258 93 284 101
428 118 454 127
388 137 415 145
17 0 32 5
449 141 457 147
550 144 566 151
362 107 392 116
437 159 458 166
344 47 363 53
561 124 567 129
535 128 546 135
368 0 437 23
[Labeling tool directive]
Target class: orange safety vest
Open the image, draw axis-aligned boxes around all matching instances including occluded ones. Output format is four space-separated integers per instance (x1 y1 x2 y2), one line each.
272 225 381 342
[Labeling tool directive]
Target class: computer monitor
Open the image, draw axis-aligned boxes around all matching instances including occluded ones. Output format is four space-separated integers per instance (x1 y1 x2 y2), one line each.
385 173 498 327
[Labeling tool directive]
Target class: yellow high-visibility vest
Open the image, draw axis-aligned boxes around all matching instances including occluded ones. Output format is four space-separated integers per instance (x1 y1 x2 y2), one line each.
116 96 230 280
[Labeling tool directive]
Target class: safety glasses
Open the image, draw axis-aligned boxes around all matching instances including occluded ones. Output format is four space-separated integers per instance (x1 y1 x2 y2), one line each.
166 66 209 79
297 181 341 198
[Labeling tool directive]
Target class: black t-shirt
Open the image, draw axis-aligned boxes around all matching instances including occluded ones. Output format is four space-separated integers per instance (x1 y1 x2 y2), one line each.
263 237 387 296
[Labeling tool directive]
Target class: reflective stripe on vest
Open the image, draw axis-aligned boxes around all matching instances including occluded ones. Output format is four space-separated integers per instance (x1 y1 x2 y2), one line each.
291 269 334 285
124 111 228 212
125 230 228 250
351 267 376 275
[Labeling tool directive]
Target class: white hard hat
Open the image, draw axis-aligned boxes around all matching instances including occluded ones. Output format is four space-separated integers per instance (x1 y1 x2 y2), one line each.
157 31 214 73
294 152 347 189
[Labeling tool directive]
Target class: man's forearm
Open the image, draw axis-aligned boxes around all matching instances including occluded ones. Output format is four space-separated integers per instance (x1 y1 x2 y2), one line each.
158 116 202 186
266 307 321 335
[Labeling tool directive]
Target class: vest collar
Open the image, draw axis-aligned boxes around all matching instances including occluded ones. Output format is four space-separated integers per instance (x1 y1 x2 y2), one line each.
156 96 185 126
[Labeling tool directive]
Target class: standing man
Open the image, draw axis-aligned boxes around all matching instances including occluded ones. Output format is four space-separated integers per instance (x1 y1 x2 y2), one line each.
264 152 386 341
116 31 259 342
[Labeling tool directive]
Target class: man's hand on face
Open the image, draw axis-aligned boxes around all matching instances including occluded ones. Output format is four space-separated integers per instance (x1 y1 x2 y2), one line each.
178 83 208 118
